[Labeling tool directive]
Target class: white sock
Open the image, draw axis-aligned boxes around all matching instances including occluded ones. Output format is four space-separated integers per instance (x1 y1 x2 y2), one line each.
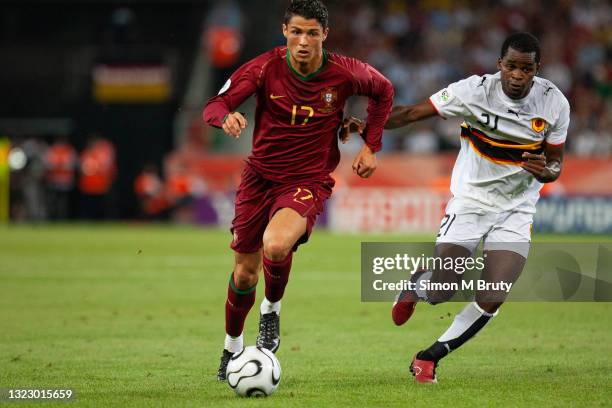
260 297 281 315
414 270 433 301
224 333 243 353
438 302 497 343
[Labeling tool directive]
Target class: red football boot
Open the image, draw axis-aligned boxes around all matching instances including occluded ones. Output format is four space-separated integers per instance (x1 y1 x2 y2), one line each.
391 289 418 326
392 269 430 325
410 355 438 384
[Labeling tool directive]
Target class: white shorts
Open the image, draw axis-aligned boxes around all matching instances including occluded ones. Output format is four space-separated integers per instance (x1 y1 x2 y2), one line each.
435 209 532 258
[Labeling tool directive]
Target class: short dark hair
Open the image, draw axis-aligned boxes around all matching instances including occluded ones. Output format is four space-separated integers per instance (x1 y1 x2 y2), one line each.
284 0 329 29
501 32 541 63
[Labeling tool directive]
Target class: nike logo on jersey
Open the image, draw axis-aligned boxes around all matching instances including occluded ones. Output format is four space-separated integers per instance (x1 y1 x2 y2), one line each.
270 94 285 100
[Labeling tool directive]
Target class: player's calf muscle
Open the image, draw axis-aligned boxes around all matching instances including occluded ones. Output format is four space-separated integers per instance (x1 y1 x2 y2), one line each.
426 264 462 303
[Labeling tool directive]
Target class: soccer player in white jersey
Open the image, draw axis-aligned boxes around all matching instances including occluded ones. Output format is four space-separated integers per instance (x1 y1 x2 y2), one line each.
343 32 570 383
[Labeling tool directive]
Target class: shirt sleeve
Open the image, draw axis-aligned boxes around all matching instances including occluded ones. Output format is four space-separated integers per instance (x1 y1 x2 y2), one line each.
429 76 477 119
349 60 394 153
203 53 270 128
545 96 570 146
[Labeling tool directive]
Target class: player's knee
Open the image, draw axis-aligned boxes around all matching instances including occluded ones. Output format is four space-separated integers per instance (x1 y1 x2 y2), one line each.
263 239 291 262
233 264 259 289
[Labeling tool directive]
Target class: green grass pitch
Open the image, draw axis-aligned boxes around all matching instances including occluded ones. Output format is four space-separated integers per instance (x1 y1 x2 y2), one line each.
1 225 611 407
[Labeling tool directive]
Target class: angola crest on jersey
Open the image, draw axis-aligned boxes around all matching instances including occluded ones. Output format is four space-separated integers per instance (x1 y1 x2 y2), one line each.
429 72 570 213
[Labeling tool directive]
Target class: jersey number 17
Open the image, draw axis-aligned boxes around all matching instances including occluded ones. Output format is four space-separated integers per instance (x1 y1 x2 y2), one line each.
291 105 314 126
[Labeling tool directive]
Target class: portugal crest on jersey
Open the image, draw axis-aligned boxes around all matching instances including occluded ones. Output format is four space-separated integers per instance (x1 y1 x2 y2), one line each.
319 87 337 113
531 118 546 133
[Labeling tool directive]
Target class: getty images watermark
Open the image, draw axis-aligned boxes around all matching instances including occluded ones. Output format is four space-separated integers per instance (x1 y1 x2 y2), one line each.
371 253 513 294
361 243 612 302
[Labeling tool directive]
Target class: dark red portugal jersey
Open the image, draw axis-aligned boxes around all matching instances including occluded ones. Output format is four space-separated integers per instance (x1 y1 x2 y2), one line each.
203 47 393 183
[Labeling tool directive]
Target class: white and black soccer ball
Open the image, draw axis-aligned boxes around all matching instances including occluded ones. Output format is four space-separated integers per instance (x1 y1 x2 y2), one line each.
226 346 281 397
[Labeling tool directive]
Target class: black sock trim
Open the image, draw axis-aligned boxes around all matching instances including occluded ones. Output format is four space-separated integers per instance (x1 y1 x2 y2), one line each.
446 314 491 350
420 314 492 362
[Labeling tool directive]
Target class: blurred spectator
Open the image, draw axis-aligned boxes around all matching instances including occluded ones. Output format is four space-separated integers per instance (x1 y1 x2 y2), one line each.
134 163 168 219
205 0 244 92
401 123 439 154
44 136 77 220
78 136 117 220
21 137 48 221
327 0 611 156
165 162 207 223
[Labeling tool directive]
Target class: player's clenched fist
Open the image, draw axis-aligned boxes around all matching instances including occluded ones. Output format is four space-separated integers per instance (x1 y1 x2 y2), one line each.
352 144 377 178
520 152 546 173
222 112 247 138
520 152 560 183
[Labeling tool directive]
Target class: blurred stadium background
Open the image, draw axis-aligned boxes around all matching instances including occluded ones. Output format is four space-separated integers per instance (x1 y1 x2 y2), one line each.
1 2 611 405
0 0 610 234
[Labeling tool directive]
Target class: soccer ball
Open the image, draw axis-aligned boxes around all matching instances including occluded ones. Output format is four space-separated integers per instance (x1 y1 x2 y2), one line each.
226 346 281 397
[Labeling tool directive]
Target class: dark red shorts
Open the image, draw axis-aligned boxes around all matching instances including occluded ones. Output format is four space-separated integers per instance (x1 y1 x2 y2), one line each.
230 164 334 254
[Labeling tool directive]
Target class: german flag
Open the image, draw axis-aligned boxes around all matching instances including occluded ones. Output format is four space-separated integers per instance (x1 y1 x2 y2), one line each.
460 123 543 165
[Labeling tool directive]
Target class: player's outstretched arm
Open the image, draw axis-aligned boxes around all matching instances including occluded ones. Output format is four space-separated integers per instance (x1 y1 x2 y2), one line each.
520 143 564 183
384 101 438 129
338 99 437 140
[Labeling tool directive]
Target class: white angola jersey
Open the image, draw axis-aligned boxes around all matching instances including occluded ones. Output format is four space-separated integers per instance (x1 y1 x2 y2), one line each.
429 72 570 214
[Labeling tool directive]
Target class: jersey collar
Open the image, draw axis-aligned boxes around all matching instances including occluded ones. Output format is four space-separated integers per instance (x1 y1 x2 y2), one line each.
286 49 328 81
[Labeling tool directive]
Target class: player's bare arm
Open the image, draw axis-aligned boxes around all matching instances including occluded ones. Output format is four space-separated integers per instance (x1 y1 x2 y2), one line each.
338 116 365 144
339 100 437 142
222 112 247 138
384 101 438 129
521 143 564 183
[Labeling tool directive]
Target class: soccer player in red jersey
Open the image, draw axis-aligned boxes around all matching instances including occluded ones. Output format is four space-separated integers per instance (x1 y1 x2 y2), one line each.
203 0 393 380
